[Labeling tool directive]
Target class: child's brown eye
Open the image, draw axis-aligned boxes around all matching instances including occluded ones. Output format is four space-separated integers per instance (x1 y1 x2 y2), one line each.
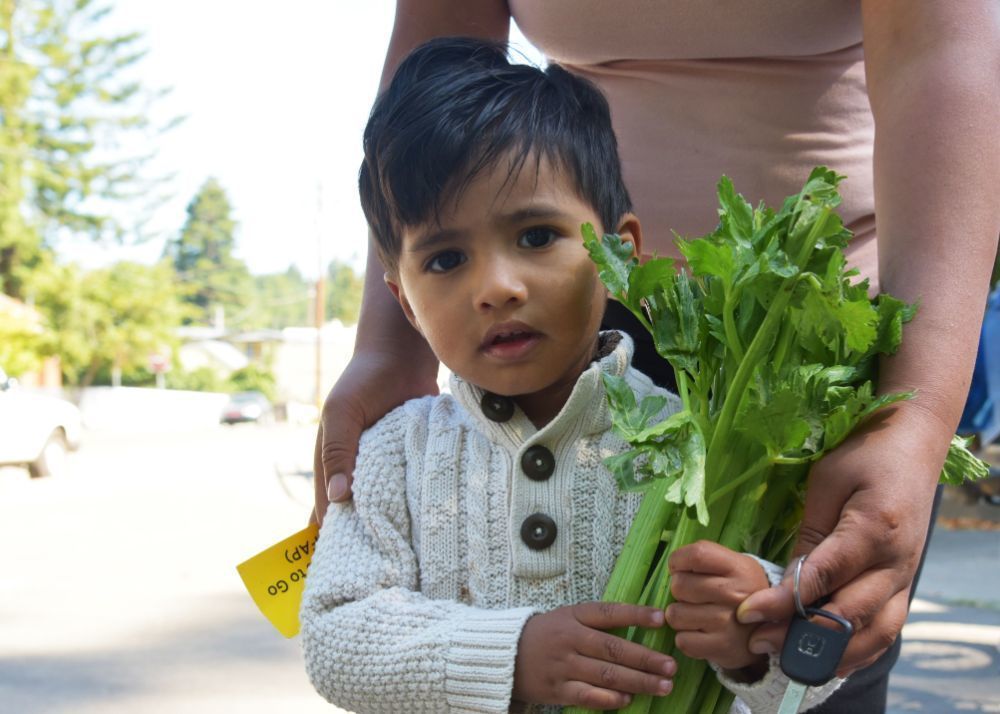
426 250 465 273
519 227 557 249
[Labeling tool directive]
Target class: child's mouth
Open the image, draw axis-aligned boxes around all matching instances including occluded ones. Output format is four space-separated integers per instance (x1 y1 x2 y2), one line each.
482 329 541 358
493 332 530 344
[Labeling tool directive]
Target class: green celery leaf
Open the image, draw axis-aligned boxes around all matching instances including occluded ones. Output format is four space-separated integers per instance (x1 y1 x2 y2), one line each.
759 247 799 281
651 449 684 481
629 409 700 444
738 389 811 456
821 382 913 452
602 373 670 442
838 298 879 354
661 413 709 525
795 284 844 352
604 370 708 522
783 170 849 263
606 443 686 493
734 289 763 345
604 450 643 491
705 314 727 346
629 395 672 439
681 235 738 288
603 372 637 413
792 278 878 356
939 435 990 484
649 270 703 374
798 167 846 213
582 223 635 301
871 294 917 356
628 257 677 316
717 176 755 244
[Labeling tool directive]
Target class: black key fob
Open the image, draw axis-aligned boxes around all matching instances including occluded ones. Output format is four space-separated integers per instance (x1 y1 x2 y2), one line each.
779 607 854 687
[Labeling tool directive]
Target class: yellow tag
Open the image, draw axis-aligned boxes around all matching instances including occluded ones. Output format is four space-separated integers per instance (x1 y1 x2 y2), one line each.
237 523 320 638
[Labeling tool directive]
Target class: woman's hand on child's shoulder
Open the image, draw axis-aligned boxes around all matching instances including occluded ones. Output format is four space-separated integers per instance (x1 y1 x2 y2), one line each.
513 602 676 710
665 540 771 674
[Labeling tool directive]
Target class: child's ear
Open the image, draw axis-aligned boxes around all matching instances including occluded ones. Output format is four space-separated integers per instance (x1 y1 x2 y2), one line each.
384 273 423 335
615 213 644 260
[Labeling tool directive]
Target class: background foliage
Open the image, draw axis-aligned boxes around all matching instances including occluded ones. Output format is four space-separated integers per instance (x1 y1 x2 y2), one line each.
0 1 363 391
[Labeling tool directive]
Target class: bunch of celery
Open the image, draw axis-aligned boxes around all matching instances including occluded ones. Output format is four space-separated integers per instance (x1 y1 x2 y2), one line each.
566 168 987 714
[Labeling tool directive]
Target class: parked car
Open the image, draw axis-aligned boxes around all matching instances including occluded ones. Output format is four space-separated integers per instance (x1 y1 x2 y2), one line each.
220 391 274 425
0 367 82 478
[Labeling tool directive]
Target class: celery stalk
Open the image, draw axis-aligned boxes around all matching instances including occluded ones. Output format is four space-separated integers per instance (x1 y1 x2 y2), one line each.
570 168 989 714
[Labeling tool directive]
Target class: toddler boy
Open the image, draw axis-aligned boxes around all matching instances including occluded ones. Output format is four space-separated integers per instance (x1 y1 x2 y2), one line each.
301 37 840 714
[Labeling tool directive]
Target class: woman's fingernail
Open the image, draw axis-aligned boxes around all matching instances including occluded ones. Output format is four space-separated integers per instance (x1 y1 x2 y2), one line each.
737 604 764 624
658 679 673 695
749 640 777 656
649 609 665 626
662 659 677 676
327 473 348 501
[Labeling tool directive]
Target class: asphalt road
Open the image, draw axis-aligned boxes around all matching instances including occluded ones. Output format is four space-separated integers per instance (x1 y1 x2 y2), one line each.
1 423 997 713
0 423 339 714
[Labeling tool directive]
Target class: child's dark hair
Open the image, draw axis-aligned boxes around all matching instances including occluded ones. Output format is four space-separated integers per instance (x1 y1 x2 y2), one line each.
359 37 632 272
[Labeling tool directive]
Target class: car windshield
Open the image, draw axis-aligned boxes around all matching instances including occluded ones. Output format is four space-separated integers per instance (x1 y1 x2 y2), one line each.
230 392 265 403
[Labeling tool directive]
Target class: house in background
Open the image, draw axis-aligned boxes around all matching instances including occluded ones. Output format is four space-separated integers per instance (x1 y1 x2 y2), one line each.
0 294 62 390
175 320 359 407
177 331 250 378
271 321 356 406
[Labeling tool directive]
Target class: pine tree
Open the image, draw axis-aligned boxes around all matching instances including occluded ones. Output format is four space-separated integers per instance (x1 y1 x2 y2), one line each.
0 0 165 296
164 178 252 326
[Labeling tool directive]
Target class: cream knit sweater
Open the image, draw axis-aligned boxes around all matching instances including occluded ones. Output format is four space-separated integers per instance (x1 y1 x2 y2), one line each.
300 333 841 713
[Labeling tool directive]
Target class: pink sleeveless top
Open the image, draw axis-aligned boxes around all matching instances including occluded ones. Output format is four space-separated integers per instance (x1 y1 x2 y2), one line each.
509 0 878 286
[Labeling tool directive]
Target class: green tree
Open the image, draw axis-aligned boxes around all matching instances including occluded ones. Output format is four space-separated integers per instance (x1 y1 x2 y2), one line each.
1 0 164 297
243 265 310 329
164 178 252 326
326 259 362 325
165 365 224 394
0 310 43 376
30 259 188 387
227 363 276 401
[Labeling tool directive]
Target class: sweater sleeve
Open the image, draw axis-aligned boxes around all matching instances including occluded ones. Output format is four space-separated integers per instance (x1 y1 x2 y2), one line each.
715 556 845 714
299 403 538 714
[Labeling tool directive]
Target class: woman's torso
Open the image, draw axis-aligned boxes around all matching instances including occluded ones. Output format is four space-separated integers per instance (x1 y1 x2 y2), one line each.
510 0 878 287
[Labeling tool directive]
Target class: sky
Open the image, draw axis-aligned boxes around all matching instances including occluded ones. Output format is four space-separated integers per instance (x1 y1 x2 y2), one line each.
61 2 542 280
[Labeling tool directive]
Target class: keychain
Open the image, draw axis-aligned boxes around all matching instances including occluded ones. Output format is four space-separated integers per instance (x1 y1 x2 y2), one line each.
777 555 854 713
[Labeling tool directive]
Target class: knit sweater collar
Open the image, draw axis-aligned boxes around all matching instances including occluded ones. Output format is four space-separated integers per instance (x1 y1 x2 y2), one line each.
448 330 634 447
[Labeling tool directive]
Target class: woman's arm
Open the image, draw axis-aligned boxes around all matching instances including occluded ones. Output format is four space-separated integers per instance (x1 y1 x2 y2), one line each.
739 0 1000 672
312 0 511 523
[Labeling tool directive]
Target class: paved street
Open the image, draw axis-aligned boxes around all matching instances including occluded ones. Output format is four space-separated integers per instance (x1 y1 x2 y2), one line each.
891 527 1000 713
0 423 340 714
1 423 997 713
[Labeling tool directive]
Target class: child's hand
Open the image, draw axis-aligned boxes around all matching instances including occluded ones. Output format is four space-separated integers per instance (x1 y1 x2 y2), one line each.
665 540 771 673
512 602 676 710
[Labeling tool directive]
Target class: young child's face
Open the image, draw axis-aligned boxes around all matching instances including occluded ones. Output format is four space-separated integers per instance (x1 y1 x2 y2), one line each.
386 153 641 424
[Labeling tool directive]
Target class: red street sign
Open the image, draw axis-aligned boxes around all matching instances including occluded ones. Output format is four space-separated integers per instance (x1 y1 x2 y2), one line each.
149 353 170 374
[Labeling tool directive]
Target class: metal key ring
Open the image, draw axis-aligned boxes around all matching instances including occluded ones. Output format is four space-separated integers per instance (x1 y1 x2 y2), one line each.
792 554 809 619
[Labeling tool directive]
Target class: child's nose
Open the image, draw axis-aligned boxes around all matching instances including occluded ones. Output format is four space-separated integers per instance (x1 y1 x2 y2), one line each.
475 261 528 310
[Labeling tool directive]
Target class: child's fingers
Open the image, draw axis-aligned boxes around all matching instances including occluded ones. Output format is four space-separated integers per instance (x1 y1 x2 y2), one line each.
665 601 733 632
673 629 736 663
668 540 741 576
574 629 677 678
560 681 632 710
674 630 761 671
572 601 666 630
571 656 674 698
670 563 767 610
670 572 747 605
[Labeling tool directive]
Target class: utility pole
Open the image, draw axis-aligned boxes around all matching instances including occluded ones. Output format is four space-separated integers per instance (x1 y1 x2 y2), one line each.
314 183 325 412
